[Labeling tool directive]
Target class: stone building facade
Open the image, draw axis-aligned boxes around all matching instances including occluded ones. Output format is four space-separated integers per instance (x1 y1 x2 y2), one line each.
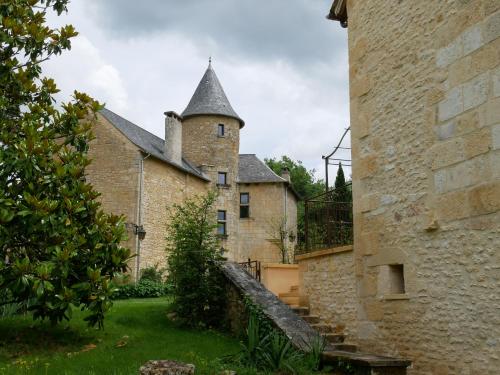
322 1 499 374
87 63 298 279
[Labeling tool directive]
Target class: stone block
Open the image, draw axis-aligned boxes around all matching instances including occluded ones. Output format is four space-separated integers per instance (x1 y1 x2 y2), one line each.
351 74 372 98
493 67 500 98
464 127 491 158
351 36 368 62
493 124 500 150
364 300 384 321
437 37 463 67
463 73 489 112
438 86 463 121
468 181 500 216
357 155 378 179
435 121 456 140
434 155 491 193
436 190 469 222
139 360 195 375
483 10 500 44
462 24 483 55
429 138 465 170
483 97 500 126
360 193 379 213
359 231 380 256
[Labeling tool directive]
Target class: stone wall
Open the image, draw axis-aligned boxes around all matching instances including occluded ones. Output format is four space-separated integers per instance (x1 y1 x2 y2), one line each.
86 114 140 273
182 115 241 259
140 157 208 272
345 0 500 373
238 183 298 263
296 246 357 338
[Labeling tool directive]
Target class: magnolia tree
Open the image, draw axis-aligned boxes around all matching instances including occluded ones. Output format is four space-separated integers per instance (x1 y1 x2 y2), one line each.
0 0 130 328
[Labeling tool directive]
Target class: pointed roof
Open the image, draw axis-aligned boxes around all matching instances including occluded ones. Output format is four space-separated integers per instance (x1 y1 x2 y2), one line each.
181 62 245 128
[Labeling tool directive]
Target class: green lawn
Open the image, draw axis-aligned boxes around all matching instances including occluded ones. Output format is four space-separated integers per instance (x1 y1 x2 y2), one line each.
0 298 256 375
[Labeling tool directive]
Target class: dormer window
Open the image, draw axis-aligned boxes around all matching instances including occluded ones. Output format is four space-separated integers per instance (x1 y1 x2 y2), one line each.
217 124 225 137
217 172 227 185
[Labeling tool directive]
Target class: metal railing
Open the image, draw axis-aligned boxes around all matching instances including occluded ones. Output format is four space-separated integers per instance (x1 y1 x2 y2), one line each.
301 188 353 254
238 259 261 282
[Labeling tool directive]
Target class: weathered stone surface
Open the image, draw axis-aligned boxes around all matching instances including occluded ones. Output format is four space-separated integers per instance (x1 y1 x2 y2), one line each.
139 360 195 375
221 261 321 351
343 1 500 374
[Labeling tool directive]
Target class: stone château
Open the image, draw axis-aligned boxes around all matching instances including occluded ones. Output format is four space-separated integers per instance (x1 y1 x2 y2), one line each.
86 62 298 280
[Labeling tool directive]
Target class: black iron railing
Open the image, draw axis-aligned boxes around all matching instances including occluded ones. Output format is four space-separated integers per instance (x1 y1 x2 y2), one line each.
301 189 353 254
238 259 261 282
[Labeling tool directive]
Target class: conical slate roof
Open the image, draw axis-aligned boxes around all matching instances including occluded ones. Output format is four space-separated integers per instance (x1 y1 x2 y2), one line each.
181 62 245 128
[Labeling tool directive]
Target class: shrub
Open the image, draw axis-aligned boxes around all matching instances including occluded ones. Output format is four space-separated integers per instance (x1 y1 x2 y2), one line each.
166 192 226 329
140 264 165 283
112 280 168 300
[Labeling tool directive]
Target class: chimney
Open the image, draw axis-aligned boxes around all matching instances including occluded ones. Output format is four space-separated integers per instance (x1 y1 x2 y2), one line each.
164 111 182 166
281 167 291 183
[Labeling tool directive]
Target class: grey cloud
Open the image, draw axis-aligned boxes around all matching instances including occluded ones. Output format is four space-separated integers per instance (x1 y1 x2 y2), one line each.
86 0 346 66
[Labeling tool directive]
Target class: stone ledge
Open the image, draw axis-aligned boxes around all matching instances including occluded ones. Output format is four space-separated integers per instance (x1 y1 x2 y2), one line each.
323 350 411 368
262 263 298 269
295 245 353 261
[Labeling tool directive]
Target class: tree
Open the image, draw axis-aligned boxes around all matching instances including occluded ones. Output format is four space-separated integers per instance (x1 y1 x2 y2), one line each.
265 156 324 248
0 0 130 328
264 156 324 199
333 163 351 203
166 192 226 328
266 216 296 264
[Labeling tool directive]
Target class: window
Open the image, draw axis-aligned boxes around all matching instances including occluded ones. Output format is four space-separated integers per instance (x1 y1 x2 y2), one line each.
217 124 225 137
217 172 227 185
388 264 405 294
240 193 250 218
217 210 227 235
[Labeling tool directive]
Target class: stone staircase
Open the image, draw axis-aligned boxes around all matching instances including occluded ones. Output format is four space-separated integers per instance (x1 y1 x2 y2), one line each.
222 262 411 375
279 285 358 353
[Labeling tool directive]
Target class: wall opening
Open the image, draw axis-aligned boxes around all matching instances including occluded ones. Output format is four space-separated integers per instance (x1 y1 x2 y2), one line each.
388 264 405 294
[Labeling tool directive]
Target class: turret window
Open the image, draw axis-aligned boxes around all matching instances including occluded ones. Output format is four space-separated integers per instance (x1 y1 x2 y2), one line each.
240 193 250 218
217 172 227 185
217 124 225 137
217 210 227 235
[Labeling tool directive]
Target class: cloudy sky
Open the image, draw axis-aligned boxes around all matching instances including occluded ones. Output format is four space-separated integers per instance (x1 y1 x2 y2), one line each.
45 0 351 181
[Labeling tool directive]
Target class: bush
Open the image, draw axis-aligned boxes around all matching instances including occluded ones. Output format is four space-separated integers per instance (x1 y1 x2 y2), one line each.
140 265 165 283
112 280 169 300
166 192 226 329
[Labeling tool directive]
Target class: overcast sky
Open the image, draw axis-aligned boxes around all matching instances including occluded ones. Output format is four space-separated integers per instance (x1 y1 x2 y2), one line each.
45 0 351 181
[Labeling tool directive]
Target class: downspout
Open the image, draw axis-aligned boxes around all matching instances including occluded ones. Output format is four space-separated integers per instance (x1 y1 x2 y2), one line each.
135 152 151 282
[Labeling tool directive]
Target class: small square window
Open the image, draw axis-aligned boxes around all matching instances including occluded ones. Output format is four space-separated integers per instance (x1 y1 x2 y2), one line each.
218 124 225 137
240 193 250 218
217 210 226 221
217 172 227 185
217 210 227 235
240 193 249 205
389 264 405 294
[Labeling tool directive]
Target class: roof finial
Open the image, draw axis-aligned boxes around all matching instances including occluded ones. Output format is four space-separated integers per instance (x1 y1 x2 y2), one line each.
208 56 212 67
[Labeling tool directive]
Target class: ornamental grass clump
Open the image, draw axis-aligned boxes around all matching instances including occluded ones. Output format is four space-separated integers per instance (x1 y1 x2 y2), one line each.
165 192 226 329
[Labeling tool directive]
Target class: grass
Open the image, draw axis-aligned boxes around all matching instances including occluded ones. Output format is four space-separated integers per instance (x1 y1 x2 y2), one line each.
0 298 259 375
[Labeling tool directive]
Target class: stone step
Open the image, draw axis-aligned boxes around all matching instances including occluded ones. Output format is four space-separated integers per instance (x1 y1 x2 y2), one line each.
302 315 320 324
280 296 300 305
290 306 309 316
322 350 411 374
310 323 332 333
322 333 345 344
330 343 357 352
279 291 300 298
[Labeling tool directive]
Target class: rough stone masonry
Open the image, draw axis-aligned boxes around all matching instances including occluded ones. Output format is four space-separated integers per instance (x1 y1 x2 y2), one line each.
327 0 500 374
